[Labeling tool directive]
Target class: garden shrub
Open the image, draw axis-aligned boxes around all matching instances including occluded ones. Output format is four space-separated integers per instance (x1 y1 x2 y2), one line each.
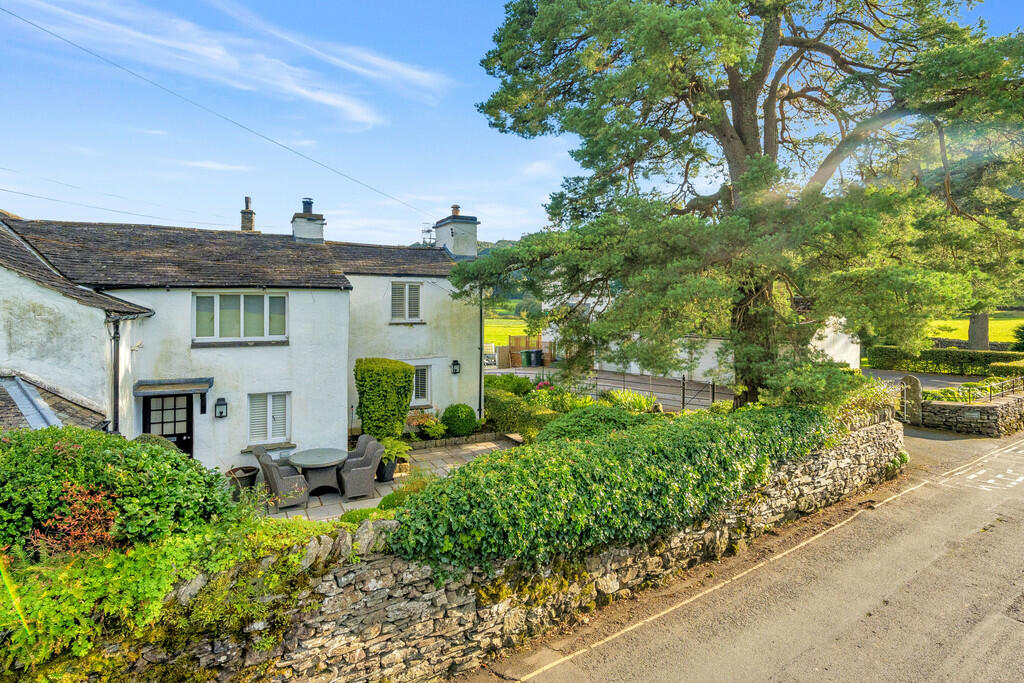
1 504 344 670
599 388 657 412
865 345 1024 376
1012 323 1024 352
761 362 866 408
525 387 595 413
441 403 479 437
483 373 535 396
0 426 233 553
989 358 1024 377
390 406 839 573
354 358 415 438
708 400 733 415
130 433 181 451
407 410 447 439
484 388 558 440
535 404 655 443
832 378 900 422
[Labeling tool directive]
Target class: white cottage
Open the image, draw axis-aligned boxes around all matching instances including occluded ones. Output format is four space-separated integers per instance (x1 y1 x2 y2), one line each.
0 201 482 471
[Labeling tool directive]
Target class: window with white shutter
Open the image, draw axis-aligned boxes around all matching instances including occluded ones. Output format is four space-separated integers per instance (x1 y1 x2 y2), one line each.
390 283 423 321
407 284 421 319
249 392 290 443
391 284 406 320
271 393 288 440
412 366 429 404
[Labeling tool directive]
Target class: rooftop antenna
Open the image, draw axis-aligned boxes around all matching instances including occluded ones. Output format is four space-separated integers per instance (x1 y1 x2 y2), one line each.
421 223 435 246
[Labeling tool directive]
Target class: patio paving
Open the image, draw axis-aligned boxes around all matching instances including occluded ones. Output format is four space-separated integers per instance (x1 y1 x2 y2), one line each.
268 437 515 522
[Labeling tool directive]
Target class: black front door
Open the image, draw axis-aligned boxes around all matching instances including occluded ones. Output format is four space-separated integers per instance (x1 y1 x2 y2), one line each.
142 394 194 456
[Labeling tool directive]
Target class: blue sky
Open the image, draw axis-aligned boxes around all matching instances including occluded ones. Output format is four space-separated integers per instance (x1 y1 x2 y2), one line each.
0 1 1020 245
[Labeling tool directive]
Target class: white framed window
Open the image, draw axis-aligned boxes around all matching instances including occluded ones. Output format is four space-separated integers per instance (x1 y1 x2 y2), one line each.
249 392 290 444
391 282 422 321
193 293 287 341
412 366 430 405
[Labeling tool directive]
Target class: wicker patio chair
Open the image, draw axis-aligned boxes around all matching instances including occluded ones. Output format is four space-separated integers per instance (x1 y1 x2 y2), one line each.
254 447 309 509
340 441 383 501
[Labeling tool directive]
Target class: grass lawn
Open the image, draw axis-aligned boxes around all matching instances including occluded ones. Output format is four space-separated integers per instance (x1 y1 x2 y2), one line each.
485 317 528 346
928 310 1024 343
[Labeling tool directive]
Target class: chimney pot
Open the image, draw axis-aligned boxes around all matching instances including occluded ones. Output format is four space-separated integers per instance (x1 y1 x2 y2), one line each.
451 204 460 216
240 196 255 232
292 198 325 243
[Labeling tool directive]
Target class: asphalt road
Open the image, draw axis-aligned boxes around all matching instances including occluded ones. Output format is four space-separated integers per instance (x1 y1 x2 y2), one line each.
462 427 1024 682
863 369 985 390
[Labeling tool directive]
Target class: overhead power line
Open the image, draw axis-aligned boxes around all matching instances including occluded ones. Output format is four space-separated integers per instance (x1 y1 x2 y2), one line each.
0 5 434 219
0 165 230 219
0 186 235 225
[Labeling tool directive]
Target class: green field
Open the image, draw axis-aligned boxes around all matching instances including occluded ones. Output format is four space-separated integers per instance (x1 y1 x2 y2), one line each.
928 311 1024 343
484 317 528 346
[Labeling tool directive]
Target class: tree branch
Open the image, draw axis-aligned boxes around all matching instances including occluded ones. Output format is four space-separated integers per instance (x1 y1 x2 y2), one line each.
804 105 909 194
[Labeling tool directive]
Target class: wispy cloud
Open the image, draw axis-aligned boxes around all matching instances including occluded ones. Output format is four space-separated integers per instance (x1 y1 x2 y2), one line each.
136 128 167 135
207 0 452 103
7 0 448 126
523 160 559 178
179 160 251 171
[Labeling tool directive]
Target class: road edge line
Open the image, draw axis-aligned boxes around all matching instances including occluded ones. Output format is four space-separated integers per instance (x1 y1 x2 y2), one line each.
519 479 931 681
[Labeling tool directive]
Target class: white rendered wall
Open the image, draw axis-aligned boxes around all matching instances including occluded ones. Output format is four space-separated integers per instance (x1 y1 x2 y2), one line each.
112 287 350 472
0 268 109 411
346 274 482 427
811 320 862 369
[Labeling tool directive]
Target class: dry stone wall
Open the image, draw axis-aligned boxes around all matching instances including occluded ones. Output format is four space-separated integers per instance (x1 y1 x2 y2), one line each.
98 418 905 682
921 394 1024 436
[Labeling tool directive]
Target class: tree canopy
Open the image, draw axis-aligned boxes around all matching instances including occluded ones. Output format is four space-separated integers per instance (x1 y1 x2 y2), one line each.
453 0 1024 404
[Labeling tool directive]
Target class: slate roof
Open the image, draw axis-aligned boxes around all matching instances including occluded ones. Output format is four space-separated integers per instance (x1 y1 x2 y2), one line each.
0 375 105 431
0 223 151 315
2 219 457 290
0 386 28 430
327 242 456 277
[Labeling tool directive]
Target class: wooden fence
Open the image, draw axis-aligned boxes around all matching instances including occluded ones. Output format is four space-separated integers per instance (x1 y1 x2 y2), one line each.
496 336 558 368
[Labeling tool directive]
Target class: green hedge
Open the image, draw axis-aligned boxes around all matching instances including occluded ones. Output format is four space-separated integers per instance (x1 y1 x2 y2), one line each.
865 345 1024 376
524 387 596 413
484 388 559 441
390 406 838 573
483 373 535 396
0 426 233 552
354 358 414 438
441 403 479 437
598 388 657 412
536 404 656 443
990 359 1024 377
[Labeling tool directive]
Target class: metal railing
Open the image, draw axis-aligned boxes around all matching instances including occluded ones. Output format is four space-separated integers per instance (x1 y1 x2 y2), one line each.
486 367 733 410
964 376 1024 403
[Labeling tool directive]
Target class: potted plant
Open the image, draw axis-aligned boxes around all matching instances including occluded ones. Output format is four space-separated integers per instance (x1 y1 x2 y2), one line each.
376 437 410 482
226 465 259 500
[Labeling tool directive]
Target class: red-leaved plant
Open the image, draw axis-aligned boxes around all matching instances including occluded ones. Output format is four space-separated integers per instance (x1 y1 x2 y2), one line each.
29 482 118 555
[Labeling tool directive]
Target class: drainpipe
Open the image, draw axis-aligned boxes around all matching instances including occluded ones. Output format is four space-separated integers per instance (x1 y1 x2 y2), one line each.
108 318 121 434
102 307 153 434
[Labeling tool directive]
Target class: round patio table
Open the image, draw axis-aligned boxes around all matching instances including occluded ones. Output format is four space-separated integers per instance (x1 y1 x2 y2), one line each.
289 448 347 495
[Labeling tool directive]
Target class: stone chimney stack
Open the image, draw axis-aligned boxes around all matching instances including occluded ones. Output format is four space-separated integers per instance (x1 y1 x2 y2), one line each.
433 203 478 259
240 196 255 232
291 197 325 244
